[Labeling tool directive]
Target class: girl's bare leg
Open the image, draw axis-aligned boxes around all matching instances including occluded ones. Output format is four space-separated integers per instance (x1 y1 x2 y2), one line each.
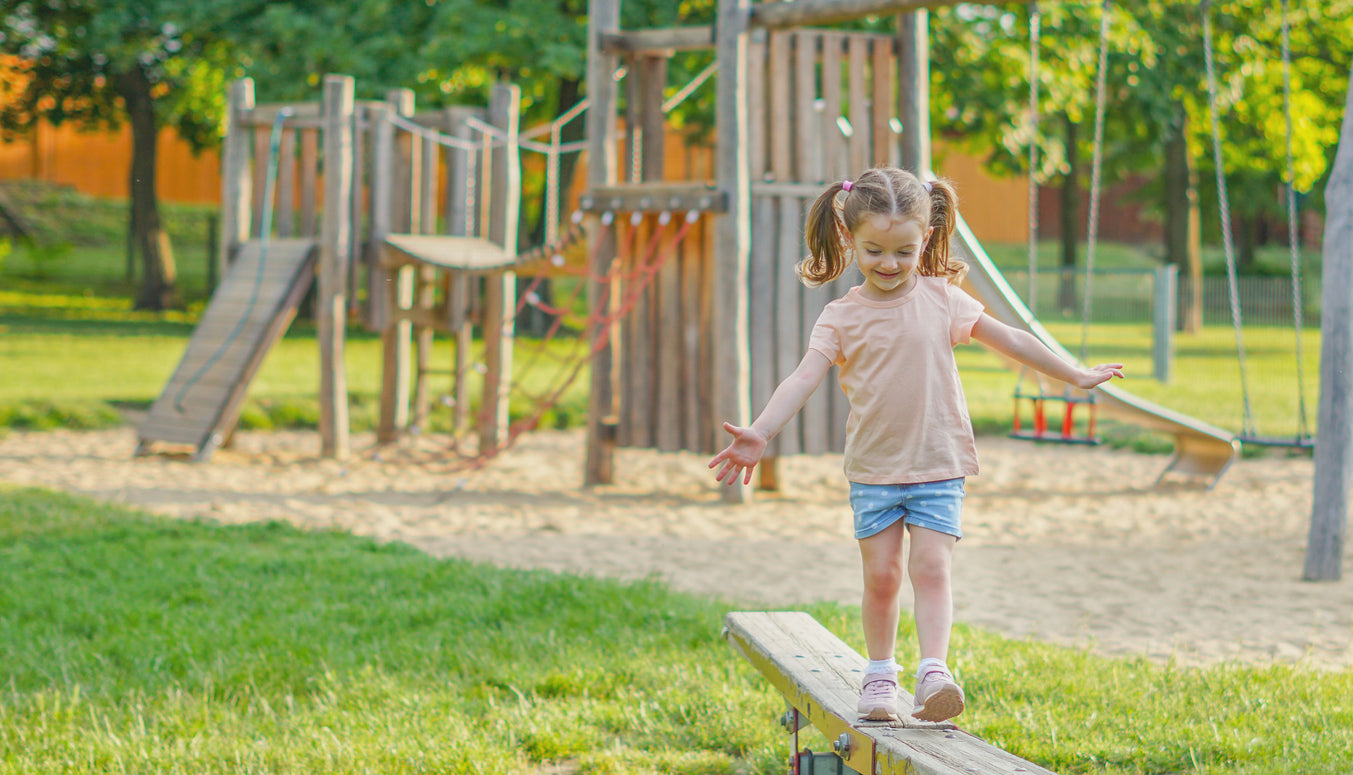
907 525 958 661
857 519 908 660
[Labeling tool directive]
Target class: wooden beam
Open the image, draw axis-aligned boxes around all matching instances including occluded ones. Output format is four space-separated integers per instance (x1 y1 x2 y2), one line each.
897 11 931 174
219 79 254 270
725 612 1059 775
480 83 521 458
1306 62 1353 582
579 182 728 213
318 74 354 460
714 0 753 503
750 0 964 30
600 26 714 53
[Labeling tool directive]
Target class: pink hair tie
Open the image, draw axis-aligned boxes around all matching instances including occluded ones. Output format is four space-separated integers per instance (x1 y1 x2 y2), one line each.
841 180 853 192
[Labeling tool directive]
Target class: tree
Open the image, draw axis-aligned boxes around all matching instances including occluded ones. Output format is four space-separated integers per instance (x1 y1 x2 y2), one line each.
0 1 253 309
929 1 1351 331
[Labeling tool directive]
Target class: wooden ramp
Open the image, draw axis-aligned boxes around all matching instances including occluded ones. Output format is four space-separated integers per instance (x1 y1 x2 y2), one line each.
137 238 318 460
725 612 1057 775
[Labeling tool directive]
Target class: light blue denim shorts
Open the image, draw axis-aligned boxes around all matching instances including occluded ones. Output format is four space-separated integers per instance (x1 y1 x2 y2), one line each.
849 478 966 540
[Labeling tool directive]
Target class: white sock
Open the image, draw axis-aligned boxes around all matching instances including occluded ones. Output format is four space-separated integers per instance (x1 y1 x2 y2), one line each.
866 658 900 676
916 657 948 678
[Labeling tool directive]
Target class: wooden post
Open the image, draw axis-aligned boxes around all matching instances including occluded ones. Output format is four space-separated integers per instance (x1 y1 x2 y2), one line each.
714 0 753 502
446 107 480 440
377 90 416 443
319 74 355 460
1305 66 1353 582
897 11 930 175
480 83 521 457
219 79 254 272
585 0 622 485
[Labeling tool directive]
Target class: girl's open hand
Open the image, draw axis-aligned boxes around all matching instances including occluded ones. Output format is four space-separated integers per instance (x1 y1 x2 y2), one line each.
1074 363 1125 390
708 422 769 486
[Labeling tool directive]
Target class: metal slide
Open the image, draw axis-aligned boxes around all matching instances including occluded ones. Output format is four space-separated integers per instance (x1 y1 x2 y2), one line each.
950 213 1241 487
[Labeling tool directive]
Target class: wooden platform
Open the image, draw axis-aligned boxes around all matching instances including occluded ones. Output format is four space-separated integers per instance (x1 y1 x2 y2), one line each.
724 612 1057 775
137 238 318 460
383 233 516 272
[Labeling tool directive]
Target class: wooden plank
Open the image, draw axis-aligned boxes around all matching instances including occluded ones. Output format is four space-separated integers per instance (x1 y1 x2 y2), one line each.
872 37 896 167
795 31 823 185
725 612 1059 775
749 195 778 457
750 0 965 29
821 33 849 181
656 217 684 452
680 211 704 452
251 127 269 238
848 36 871 176
747 37 768 181
299 128 319 238
579 182 727 213
138 239 317 458
276 129 295 237
774 196 802 455
599 26 714 53
384 234 515 271
768 30 793 183
631 216 657 448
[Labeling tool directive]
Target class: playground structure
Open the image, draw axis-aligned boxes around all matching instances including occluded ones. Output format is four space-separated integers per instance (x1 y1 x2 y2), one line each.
138 0 1350 581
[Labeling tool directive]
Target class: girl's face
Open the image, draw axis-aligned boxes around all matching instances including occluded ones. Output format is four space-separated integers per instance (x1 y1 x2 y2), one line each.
848 214 932 301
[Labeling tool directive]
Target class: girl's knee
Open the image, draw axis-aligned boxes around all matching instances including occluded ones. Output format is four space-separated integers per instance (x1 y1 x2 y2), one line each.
863 562 906 597
907 552 951 590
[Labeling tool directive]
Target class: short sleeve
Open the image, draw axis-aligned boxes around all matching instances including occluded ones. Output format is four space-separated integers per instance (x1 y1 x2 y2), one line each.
947 284 985 345
808 304 844 366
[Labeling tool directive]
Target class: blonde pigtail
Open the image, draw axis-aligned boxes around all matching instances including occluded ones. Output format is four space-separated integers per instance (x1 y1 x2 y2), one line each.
798 182 851 287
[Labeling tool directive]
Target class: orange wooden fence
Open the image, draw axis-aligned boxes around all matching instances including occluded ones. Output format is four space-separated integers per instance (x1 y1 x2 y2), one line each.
0 119 1030 243
0 121 221 205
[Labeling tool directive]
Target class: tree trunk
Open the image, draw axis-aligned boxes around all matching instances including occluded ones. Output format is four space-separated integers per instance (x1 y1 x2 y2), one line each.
119 67 178 310
1164 107 1203 333
1058 115 1079 314
1235 215 1259 273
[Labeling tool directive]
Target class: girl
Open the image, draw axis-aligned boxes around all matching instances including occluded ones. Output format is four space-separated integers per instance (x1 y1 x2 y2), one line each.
709 167 1123 723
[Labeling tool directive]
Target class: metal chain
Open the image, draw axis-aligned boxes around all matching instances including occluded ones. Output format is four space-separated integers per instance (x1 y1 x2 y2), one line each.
1281 0 1312 441
1079 0 1112 365
1202 0 1258 438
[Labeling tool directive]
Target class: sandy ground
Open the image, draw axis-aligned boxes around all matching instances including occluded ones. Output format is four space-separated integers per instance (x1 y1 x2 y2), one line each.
2 426 1351 671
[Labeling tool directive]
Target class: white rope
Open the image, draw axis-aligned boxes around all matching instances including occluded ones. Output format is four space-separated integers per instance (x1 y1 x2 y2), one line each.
387 112 479 151
1203 0 1257 437
662 61 718 114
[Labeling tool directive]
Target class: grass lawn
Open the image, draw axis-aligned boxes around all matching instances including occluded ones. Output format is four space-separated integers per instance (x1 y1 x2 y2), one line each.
1 486 1351 774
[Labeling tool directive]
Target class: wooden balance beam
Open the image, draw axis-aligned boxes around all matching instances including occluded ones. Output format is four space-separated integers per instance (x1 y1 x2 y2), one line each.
724 612 1056 775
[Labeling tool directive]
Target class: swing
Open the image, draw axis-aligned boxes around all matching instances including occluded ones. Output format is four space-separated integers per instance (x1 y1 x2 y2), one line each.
1009 0 1107 446
1202 0 1314 449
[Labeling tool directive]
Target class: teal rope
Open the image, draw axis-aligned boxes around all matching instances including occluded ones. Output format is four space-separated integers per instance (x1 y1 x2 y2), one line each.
174 108 293 413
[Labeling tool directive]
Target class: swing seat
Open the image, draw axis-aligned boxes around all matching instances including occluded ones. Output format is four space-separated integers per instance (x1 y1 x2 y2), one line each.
1010 390 1102 445
1235 434 1315 450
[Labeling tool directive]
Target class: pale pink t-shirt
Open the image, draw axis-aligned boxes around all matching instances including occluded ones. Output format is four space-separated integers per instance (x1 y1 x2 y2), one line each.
808 276 986 485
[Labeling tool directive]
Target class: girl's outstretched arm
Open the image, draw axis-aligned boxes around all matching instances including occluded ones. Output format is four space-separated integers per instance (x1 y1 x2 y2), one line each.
709 350 833 485
970 314 1124 390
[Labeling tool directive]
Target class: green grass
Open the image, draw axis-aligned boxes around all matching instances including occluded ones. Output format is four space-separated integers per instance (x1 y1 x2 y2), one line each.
2 486 1351 774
